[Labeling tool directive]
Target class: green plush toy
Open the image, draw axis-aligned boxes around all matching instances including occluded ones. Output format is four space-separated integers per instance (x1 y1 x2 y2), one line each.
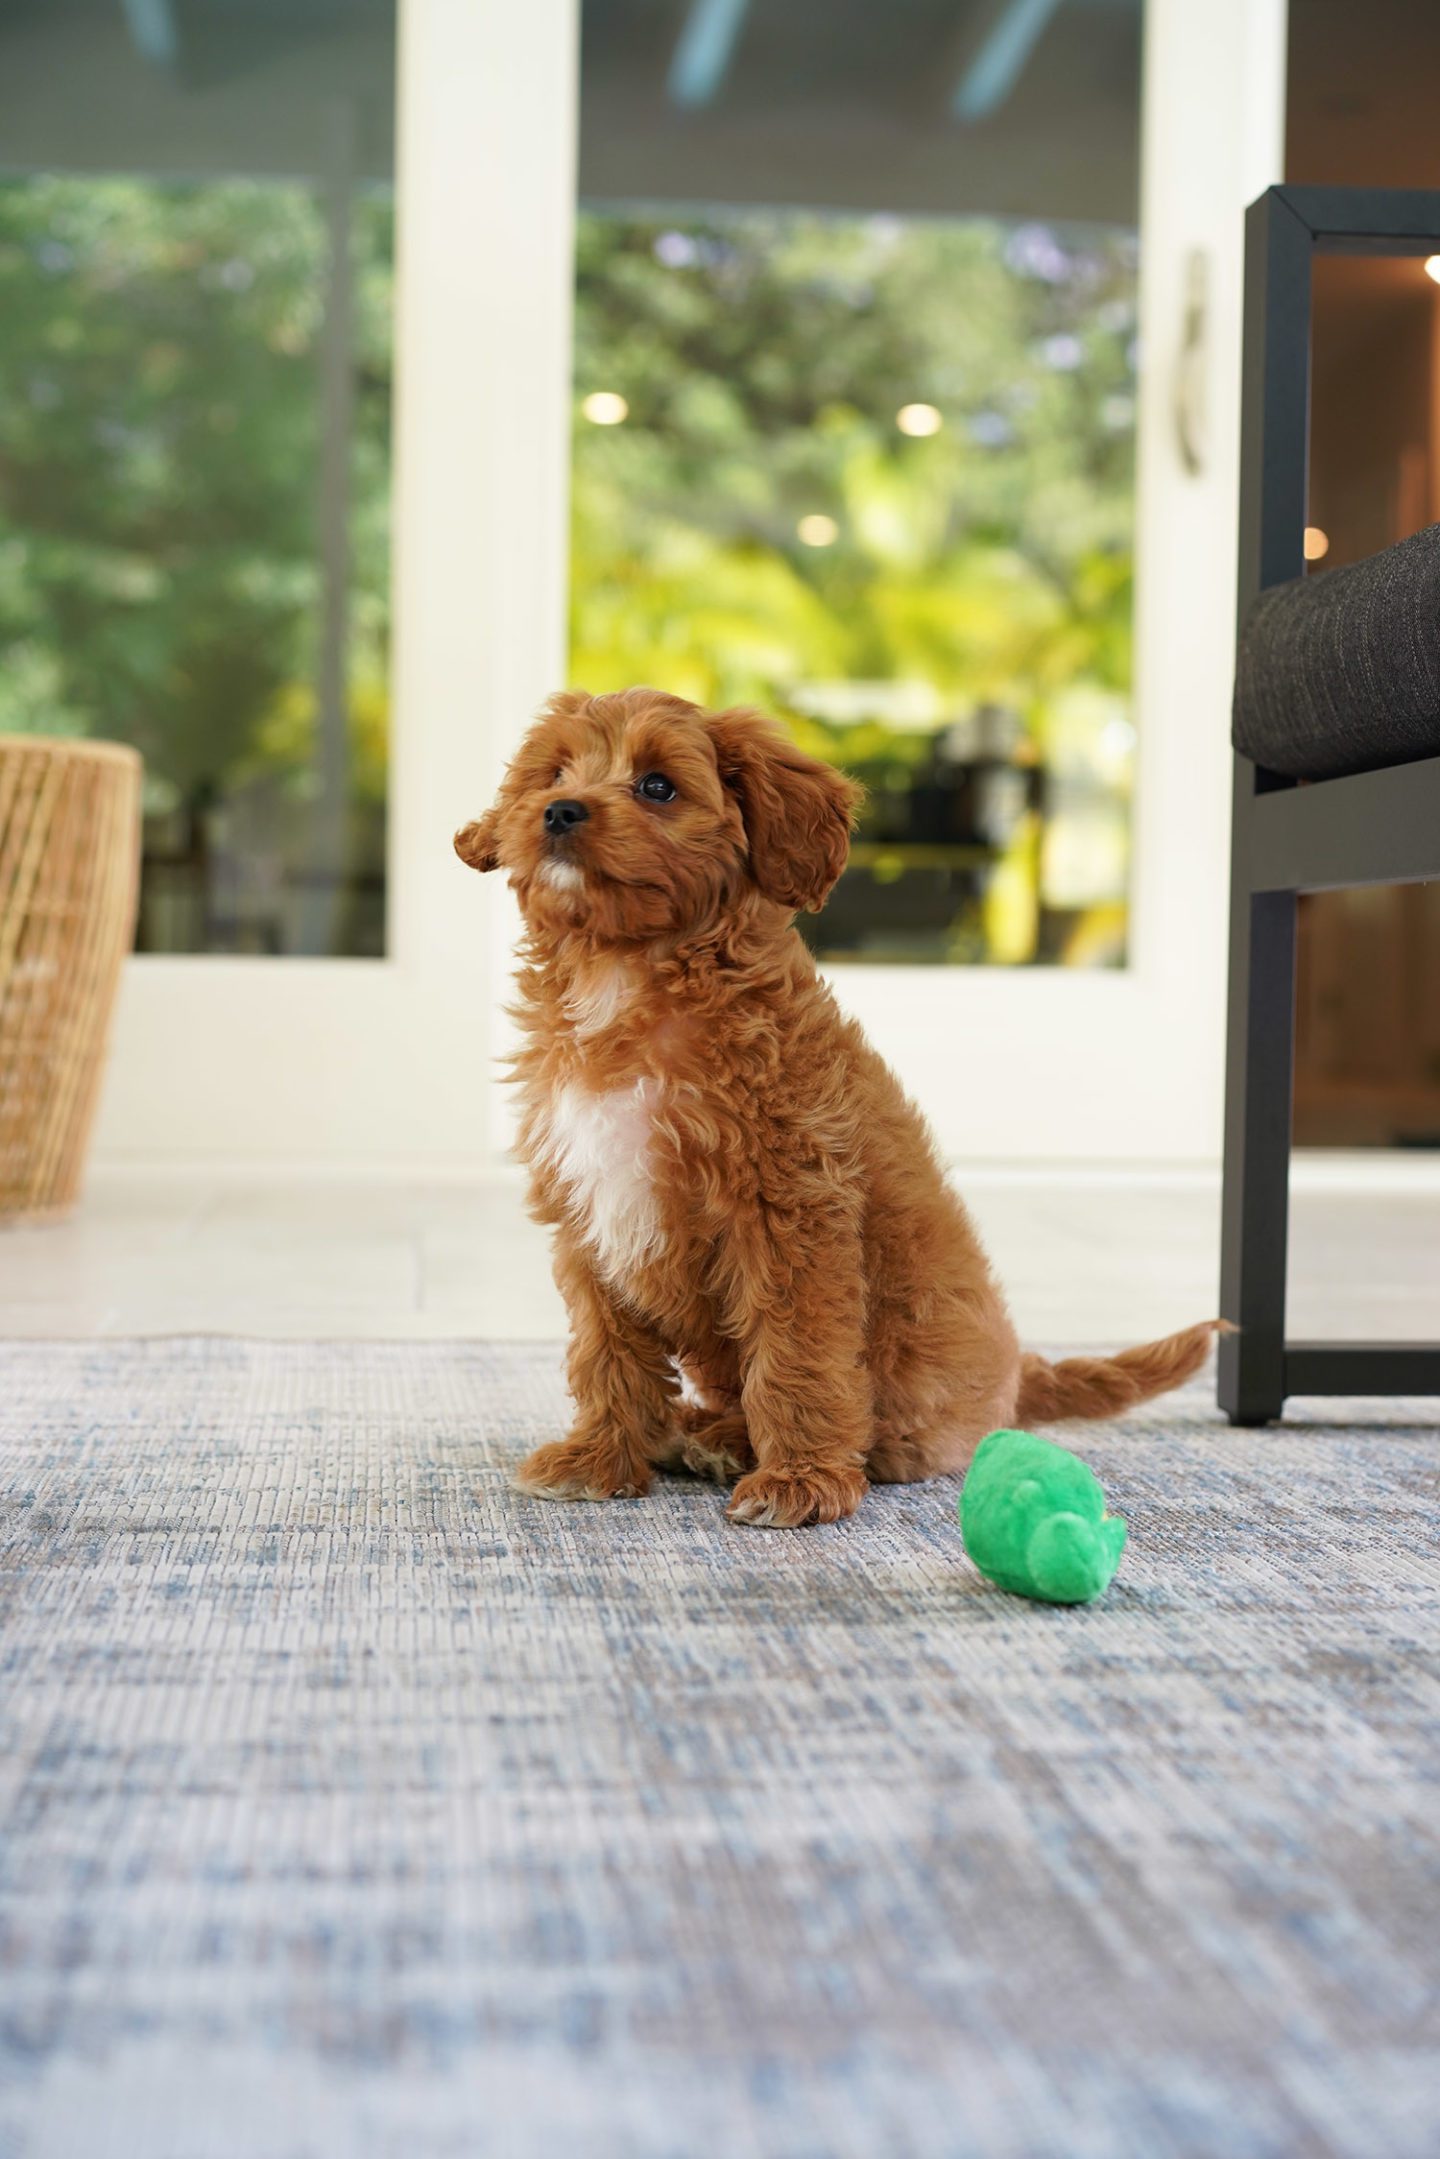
959 1428 1126 1605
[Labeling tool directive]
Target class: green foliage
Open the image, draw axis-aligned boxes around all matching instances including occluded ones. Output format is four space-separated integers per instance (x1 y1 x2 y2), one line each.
0 176 392 817
572 210 1136 736
0 183 1134 964
571 211 1138 963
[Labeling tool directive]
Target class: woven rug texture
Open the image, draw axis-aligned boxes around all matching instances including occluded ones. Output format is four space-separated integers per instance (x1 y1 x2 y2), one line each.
1 1338 1438 2159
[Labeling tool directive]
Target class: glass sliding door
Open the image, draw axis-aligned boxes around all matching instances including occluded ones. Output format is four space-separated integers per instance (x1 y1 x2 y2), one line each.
0 1 395 960
572 0 1141 970
563 0 1286 1162
17 3 581 1166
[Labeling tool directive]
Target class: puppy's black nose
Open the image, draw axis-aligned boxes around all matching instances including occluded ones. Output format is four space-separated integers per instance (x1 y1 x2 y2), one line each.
544 797 589 836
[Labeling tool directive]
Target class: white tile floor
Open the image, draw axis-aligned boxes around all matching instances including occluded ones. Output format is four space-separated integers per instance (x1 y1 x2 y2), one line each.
1 1158 1436 1348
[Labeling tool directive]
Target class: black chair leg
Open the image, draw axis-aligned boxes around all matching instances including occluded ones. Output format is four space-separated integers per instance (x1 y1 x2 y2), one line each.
1219 787 1297 1426
1218 189 1440 1419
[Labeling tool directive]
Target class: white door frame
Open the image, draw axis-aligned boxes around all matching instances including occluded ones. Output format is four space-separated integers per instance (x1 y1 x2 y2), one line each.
93 0 579 1170
93 0 1286 1171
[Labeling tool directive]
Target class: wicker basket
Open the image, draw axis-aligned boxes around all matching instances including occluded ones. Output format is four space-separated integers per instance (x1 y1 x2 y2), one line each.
0 735 143 1224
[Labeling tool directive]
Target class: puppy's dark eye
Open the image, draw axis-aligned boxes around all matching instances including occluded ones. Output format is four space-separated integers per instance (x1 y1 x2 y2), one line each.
636 772 676 803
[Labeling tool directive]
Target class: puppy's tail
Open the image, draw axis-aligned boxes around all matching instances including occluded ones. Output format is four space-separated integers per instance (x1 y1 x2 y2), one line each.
1015 1320 1221 1426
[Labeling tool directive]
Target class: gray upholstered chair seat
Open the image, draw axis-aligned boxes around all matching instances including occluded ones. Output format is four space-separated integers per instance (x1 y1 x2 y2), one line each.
1232 520 1440 781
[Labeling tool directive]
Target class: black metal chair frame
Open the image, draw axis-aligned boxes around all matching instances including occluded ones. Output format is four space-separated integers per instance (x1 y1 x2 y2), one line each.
1220 185 1440 1425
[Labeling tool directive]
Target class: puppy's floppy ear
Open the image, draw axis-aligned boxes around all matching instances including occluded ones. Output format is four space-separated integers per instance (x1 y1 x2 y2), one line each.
706 707 862 913
453 809 500 873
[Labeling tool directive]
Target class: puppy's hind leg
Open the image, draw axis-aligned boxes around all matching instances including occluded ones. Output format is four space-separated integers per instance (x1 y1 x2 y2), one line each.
650 1351 754 1483
669 1404 755 1484
866 1282 1023 1486
867 1416 991 1485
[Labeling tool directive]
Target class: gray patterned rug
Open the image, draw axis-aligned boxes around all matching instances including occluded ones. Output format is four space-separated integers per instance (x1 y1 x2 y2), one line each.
1 1339 1438 2159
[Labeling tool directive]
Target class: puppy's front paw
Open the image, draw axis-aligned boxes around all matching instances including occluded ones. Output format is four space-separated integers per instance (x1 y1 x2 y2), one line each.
513 1437 650 1503
725 1463 868 1529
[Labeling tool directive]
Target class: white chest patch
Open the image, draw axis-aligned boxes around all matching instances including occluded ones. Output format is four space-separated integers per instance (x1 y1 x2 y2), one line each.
538 1078 663 1282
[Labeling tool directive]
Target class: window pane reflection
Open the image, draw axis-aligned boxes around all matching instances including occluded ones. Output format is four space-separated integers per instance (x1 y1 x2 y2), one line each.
0 2 395 956
573 0 1142 966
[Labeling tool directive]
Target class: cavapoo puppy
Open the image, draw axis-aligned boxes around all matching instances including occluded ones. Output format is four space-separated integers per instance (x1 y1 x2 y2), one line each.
456 687 1214 1529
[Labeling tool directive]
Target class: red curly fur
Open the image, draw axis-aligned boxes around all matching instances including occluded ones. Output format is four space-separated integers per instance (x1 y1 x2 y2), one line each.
455 687 1216 1529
